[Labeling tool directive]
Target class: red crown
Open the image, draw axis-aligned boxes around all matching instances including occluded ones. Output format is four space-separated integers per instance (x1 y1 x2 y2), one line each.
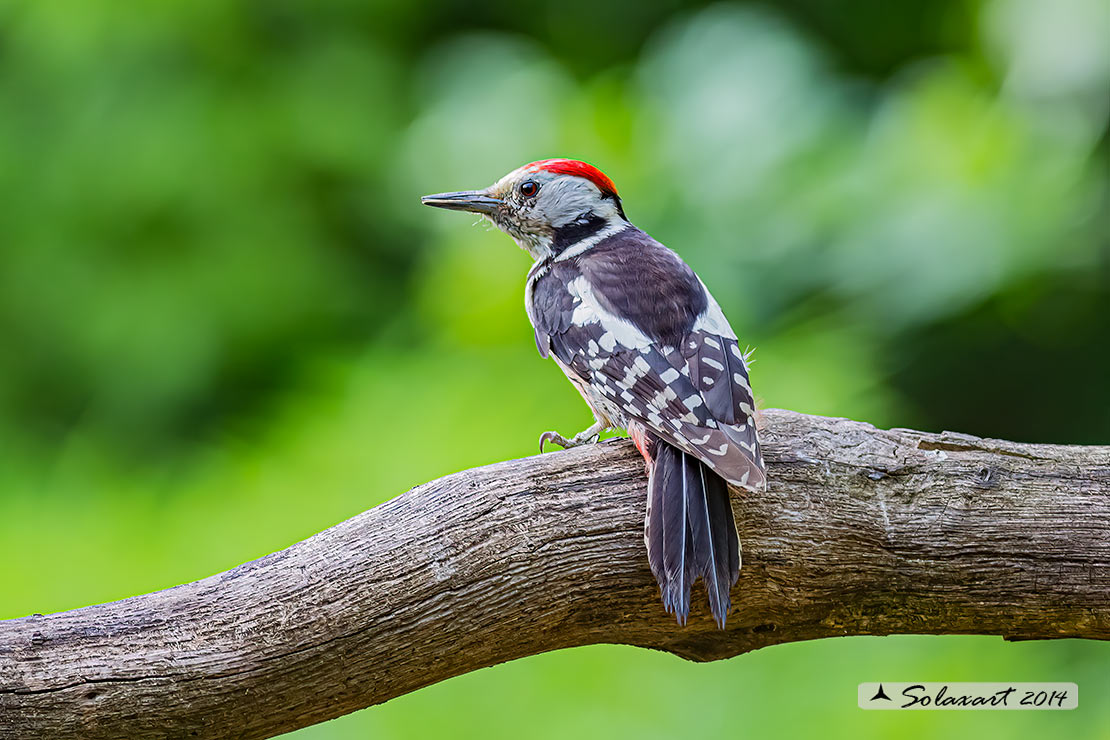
524 159 618 198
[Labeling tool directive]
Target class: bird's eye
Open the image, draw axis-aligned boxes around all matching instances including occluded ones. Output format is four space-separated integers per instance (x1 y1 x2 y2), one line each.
519 180 539 197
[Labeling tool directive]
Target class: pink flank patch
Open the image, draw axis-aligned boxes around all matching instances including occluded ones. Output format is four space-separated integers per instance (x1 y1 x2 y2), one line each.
628 420 655 466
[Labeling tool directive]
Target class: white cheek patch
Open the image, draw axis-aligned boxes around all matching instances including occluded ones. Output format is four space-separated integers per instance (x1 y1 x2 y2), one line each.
541 177 621 227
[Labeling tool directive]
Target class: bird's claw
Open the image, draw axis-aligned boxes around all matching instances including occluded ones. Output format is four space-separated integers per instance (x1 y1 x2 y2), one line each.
539 429 601 453
539 431 570 452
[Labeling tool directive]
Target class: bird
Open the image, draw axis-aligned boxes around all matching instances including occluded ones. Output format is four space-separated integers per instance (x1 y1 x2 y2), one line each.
421 159 765 628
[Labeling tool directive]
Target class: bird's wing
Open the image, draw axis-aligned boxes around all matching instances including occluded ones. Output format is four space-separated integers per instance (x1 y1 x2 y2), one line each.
534 248 764 491
552 328 764 490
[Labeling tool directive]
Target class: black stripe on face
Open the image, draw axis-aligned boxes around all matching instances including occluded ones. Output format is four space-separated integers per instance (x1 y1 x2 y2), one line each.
552 213 606 255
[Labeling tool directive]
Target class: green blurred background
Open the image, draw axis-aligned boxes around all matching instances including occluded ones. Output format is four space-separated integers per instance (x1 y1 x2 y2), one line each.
1 0 1107 737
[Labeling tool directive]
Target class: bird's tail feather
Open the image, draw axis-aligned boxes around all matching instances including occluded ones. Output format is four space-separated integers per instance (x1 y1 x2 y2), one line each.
645 439 741 628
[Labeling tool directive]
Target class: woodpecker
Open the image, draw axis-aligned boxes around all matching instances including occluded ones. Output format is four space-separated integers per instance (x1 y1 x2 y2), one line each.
422 159 765 628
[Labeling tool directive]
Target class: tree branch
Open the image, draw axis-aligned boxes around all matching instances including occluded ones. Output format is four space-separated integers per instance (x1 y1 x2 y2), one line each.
1 410 1107 738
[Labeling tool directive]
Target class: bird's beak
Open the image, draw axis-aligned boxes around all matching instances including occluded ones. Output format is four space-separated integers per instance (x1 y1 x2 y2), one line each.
420 189 503 215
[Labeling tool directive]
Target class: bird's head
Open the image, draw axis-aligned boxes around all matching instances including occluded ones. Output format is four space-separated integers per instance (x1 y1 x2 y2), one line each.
421 159 627 260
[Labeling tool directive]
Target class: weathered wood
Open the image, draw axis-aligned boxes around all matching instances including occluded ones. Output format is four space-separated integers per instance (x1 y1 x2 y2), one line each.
1 409 1107 738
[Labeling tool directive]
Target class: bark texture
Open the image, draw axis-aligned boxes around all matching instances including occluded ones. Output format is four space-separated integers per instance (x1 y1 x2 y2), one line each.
1 409 1107 739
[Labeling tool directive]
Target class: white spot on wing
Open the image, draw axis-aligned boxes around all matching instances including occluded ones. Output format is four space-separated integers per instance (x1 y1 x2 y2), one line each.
683 395 703 410
691 280 738 339
566 276 652 351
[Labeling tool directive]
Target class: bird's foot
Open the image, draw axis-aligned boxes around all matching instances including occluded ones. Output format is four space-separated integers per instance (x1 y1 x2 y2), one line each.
539 421 605 452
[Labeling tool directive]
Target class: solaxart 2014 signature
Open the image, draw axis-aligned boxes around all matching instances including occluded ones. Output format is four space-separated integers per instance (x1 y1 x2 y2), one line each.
858 682 1078 710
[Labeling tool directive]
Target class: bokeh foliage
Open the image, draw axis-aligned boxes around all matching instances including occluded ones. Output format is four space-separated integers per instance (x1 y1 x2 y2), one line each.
1 0 1107 738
